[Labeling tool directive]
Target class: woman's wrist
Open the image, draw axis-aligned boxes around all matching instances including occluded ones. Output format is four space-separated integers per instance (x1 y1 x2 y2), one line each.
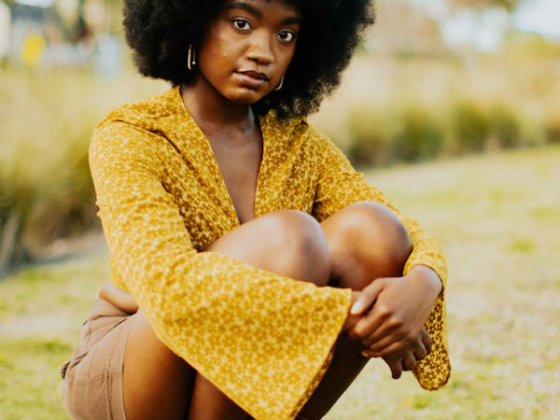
406 265 442 300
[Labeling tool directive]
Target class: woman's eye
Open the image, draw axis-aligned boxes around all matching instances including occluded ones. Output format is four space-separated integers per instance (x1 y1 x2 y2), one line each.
233 19 251 31
278 31 295 43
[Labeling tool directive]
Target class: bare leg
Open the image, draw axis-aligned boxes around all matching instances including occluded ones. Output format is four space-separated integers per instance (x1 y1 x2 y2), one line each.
122 310 197 420
297 202 412 419
186 210 331 420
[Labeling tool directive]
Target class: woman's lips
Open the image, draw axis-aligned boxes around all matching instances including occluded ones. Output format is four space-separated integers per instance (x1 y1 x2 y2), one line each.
234 71 268 88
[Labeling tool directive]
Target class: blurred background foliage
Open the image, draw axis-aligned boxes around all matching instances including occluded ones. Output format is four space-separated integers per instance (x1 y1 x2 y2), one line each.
0 0 559 275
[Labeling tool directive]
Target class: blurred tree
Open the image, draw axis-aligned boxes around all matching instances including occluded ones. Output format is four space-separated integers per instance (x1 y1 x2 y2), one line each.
443 0 522 57
365 0 446 56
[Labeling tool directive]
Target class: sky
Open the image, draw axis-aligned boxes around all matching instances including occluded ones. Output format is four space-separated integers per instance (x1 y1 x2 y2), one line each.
514 0 560 39
413 0 560 51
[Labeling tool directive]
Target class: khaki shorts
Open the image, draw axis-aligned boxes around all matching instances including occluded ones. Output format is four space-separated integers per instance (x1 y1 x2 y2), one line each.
60 297 134 420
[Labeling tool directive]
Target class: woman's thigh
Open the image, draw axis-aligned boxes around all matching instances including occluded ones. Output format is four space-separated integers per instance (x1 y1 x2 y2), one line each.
63 298 197 420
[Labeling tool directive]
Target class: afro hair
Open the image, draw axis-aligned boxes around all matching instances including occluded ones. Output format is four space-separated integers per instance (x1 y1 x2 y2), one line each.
123 0 375 119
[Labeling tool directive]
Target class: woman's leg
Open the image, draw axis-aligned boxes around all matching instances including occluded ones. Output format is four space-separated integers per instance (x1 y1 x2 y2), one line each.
297 202 412 419
122 203 411 420
122 310 198 420
122 210 330 420
187 210 331 420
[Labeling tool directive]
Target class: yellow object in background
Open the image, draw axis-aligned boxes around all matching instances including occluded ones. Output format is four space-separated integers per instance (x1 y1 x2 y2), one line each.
21 34 46 66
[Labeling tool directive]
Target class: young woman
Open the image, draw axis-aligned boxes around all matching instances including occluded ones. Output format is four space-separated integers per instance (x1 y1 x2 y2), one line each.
60 0 450 419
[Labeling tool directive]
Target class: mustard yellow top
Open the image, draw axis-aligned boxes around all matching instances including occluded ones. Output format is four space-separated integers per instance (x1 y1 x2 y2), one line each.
89 86 450 420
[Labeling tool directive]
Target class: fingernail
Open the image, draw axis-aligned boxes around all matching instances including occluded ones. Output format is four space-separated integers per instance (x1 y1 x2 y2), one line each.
350 300 364 315
361 351 369 358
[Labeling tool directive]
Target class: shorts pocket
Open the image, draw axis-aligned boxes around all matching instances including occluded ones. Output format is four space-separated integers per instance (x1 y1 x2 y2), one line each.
65 374 108 420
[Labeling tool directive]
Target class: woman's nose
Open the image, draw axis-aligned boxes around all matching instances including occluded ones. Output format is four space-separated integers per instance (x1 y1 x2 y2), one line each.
246 32 274 64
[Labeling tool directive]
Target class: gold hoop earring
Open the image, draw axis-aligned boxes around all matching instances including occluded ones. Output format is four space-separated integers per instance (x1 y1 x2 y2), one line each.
187 44 196 70
274 76 284 91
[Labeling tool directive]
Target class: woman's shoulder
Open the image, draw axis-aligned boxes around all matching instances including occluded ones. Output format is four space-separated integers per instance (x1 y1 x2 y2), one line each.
95 86 183 133
299 120 340 153
91 86 186 153
263 110 332 149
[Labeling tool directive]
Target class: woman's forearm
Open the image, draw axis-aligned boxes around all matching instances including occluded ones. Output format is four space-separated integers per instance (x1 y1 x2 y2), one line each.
407 265 443 299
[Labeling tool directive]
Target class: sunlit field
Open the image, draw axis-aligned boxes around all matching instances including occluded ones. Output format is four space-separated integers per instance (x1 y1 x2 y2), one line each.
1 145 558 420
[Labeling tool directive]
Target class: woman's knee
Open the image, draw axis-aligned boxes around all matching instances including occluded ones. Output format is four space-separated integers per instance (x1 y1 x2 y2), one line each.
251 210 330 285
207 210 330 285
322 202 412 286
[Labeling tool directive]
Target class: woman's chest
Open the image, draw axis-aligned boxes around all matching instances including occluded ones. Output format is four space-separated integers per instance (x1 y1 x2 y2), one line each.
161 139 319 250
209 136 262 225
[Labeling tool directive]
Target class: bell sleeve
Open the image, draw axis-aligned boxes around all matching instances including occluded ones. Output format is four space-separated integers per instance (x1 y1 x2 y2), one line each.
88 121 353 420
310 126 451 390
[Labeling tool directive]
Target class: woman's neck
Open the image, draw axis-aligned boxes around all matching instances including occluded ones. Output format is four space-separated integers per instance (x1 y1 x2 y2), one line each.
180 76 257 135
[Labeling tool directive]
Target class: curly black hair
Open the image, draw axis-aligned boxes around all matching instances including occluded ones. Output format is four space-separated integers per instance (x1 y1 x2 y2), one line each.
123 0 375 119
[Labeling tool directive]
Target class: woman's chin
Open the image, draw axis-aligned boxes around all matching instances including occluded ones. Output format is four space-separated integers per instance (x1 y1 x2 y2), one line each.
225 87 269 105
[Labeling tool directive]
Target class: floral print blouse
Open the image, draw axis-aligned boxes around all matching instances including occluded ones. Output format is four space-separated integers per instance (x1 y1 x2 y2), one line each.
88 86 450 420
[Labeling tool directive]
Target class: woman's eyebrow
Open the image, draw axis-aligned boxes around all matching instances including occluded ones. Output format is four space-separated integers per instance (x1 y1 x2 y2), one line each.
223 2 302 25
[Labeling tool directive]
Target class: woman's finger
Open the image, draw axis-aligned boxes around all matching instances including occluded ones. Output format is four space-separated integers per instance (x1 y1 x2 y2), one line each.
380 355 403 379
413 338 428 361
420 329 432 355
360 324 398 348
350 309 387 341
349 280 384 315
363 328 410 354
390 359 403 379
360 314 410 347
350 295 399 341
367 338 410 358
402 351 417 371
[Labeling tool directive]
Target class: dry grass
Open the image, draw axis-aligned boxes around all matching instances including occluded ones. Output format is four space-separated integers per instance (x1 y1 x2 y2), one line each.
309 53 559 164
326 145 560 420
1 145 559 419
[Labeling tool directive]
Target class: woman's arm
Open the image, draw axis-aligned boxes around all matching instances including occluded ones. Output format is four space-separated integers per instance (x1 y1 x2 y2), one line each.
308 126 450 390
310 127 447 291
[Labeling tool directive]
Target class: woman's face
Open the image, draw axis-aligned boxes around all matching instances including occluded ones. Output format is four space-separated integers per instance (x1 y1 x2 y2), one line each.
196 0 302 104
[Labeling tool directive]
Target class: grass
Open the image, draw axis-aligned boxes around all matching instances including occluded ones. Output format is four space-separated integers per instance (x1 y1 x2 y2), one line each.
326 145 560 420
0 250 108 420
1 146 559 420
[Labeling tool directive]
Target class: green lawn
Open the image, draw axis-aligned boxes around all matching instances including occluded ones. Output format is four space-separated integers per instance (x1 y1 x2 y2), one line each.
1 146 559 420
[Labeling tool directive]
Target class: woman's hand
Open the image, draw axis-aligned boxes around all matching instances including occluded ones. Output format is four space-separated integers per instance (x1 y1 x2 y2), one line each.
363 329 432 379
98 280 139 314
347 266 442 357
341 291 363 332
